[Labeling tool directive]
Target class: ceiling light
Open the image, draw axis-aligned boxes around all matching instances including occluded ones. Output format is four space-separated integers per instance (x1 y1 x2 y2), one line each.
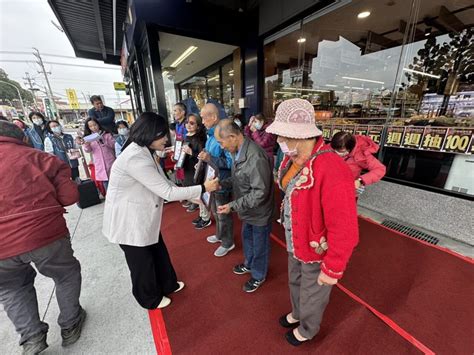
357 11 371 19
403 68 440 79
424 27 432 37
342 76 384 84
325 84 338 87
170 46 198 68
297 37 306 44
207 75 219 82
162 71 168 76
229 73 234 76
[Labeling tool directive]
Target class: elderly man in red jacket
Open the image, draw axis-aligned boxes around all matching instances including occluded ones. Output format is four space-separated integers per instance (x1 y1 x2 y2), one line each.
0 121 85 354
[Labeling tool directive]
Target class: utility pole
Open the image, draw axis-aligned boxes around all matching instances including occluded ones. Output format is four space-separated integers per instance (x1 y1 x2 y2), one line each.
23 72 39 110
81 91 89 117
32 47 60 119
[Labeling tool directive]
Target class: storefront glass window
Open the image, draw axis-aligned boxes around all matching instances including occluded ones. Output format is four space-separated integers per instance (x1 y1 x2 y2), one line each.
132 59 145 114
221 61 235 117
206 69 221 102
143 45 158 112
264 0 473 197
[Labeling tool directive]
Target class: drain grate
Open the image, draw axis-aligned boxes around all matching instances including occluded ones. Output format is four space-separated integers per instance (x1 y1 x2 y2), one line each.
381 219 439 245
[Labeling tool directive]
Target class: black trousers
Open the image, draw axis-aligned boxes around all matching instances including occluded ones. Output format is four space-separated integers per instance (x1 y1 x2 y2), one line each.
120 235 179 309
71 167 79 180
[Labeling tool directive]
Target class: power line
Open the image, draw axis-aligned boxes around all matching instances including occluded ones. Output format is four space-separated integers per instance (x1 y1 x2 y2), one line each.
2 50 85 60
0 59 120 70
11 76 113 84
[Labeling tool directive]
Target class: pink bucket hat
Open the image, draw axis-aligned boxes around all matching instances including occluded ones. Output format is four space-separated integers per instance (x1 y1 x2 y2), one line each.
266 98 322 139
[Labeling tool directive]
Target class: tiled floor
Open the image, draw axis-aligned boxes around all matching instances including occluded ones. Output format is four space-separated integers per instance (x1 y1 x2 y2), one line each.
0 203 155 354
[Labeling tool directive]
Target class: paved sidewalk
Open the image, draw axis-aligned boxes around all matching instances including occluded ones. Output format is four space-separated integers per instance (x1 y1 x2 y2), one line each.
0 203 155 354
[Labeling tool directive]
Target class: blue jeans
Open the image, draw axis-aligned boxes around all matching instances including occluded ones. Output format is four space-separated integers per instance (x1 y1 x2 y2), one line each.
242 222 271 281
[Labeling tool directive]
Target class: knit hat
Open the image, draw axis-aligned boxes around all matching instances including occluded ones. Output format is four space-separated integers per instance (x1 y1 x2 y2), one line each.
266 98 322 139
0 120 25 141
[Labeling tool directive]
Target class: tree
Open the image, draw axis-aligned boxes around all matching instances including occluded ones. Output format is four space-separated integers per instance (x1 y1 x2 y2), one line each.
0 68 34 107
406 28 474 116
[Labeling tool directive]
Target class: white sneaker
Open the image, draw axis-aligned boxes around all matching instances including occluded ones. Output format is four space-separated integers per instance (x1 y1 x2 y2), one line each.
156 296 171 309
214 244 235 257
174 281 185 293
206 235 221 244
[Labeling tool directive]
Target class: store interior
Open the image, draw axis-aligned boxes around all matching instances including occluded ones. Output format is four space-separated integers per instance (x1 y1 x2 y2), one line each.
263 0 473 197
158 32 238 118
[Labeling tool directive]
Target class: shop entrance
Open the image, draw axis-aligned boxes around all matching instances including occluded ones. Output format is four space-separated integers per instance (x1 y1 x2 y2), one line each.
157 32 238 120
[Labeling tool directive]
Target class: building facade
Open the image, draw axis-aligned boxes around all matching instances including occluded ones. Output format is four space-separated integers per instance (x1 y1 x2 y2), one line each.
50 0 474 243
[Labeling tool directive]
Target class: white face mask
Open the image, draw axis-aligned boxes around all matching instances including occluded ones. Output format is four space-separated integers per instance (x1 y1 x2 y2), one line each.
279 141 298 157
336 151 349 158
51 126 62 134
118 128 129 136
156 150 167 158
254 121 263 130
33 119 43 126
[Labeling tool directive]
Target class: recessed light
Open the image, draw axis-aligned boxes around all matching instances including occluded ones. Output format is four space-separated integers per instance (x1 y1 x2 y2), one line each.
357 11 371 19
297 37 306 44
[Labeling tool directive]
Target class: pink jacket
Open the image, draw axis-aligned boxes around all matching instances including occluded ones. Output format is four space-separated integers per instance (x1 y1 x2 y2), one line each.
83 132 116 181
343 135 386 185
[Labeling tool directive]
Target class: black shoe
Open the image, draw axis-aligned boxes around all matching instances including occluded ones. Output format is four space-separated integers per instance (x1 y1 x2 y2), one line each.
195 218 212 230
22 332 48 355
285 329 308 346
192 216 202 225
61 308 86 347
279 314 300 328
233 263 251 275
181 200 190 207
186 203 199 212
243 278 265 293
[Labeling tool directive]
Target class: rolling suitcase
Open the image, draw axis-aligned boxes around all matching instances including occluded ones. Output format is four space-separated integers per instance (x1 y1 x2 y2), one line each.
77 179 101 209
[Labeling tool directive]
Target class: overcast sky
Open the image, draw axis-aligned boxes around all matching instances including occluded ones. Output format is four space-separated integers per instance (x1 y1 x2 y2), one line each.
0 0 127 107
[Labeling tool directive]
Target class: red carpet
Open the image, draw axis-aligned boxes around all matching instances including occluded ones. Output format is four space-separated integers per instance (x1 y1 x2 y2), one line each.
156 202 473 354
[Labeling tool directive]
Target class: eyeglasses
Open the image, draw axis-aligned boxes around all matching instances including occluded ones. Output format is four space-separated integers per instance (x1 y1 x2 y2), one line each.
186 121 197 126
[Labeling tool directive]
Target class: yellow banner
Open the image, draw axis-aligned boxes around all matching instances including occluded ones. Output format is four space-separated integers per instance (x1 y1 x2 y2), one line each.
114 82 127 91
65 89 80 109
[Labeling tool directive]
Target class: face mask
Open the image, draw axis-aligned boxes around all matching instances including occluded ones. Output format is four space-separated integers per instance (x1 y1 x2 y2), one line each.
234 119 242 128
33 119 43 126
118 128 129 136
336 151 349 158
279 141 298 157
51 126 62 134
156 150 167 158
254 121 263 130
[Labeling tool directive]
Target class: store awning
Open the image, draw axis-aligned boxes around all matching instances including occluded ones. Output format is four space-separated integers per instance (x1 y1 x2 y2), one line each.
48 0 128 65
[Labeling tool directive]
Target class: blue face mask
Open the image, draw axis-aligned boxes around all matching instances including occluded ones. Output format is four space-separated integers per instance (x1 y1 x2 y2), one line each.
254 121 263 130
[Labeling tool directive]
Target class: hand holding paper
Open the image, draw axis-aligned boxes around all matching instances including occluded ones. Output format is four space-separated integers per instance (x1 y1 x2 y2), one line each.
217 204 231 214
204 177 220 193
198 151 211 162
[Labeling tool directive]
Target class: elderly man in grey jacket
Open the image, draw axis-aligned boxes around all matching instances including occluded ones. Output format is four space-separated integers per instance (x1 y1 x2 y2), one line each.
216 119 274 293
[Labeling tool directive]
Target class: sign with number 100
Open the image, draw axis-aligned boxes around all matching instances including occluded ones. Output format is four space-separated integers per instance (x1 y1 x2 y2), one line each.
443 129 474 154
